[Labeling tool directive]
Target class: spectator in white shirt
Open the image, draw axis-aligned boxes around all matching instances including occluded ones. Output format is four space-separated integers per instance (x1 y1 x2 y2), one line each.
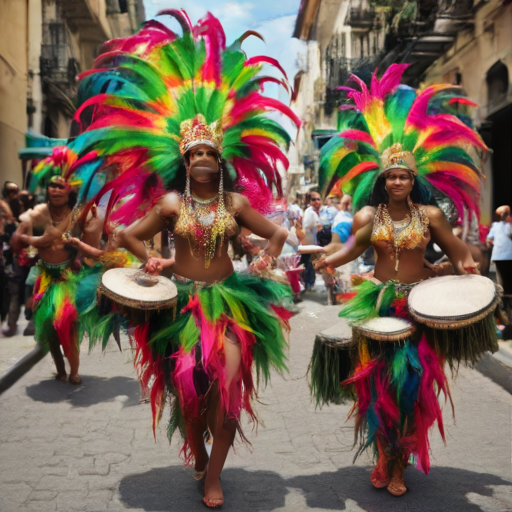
487 205 512 295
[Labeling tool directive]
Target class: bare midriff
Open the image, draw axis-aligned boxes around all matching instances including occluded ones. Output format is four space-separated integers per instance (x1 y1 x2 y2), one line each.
372 240 435 284
172 233 234 284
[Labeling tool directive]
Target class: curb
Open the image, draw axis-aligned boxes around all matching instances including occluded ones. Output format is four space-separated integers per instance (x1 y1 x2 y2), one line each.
0 346 46 395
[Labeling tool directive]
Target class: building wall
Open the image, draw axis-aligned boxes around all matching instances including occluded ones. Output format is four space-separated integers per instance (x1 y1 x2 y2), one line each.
423 0 512 225
28 0 43 133
0 0 28 186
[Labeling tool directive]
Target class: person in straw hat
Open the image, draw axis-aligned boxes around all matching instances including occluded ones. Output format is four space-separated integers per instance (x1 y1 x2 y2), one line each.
314 64 494 495
62 10 299 507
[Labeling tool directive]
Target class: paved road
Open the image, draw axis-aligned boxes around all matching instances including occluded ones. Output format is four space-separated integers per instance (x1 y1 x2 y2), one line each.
1 294 512 511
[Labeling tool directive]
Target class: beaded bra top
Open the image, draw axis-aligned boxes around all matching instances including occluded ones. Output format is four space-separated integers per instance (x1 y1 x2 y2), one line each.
371 199 430 271
174 192 239 268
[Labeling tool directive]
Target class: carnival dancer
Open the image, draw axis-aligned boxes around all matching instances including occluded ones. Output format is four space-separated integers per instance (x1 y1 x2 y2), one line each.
65 10 299 507
10 155 95 384
314 64 492 495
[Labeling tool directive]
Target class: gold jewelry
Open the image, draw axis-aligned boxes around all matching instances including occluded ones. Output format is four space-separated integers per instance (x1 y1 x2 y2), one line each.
371 197 429 271
175 169 235 269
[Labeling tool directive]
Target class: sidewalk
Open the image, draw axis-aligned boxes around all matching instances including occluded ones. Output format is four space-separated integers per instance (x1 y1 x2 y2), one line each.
0 316 37 376
1 298 512 511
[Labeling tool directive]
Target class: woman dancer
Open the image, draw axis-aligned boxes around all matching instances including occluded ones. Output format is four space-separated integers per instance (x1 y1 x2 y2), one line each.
315 64 493 495
65 10 299 507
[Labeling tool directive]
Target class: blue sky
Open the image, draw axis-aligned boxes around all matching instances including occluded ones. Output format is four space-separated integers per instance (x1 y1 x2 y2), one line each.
143 1 305 98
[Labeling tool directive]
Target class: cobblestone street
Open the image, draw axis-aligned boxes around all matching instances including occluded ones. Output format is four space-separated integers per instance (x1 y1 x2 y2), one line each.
1 296 512 511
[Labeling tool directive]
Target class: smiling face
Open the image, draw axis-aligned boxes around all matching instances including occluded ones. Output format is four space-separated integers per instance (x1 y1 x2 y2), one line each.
47 182 70 208
384 168 414 202
187 144 220 184
309 192 322 213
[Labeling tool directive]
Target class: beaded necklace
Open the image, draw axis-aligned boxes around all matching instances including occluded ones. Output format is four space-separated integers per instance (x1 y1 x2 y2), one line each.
174 170 235 269
371 198 429 271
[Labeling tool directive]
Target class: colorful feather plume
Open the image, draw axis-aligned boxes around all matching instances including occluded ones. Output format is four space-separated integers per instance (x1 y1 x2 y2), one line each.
320 64 488 217
62 9 299 224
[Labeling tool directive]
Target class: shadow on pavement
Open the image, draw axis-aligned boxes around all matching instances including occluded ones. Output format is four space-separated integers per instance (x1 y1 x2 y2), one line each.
25 375 141 408
287 466 512 511
119 464 512 511
119 466 289 511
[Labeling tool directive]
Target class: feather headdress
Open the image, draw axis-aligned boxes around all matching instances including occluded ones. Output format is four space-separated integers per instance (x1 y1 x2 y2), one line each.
65 9 299 225
319 64 488 217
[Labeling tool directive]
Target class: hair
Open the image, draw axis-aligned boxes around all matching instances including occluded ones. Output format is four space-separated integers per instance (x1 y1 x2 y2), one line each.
166 157 235 193
2 181 19 198
368 174 438 207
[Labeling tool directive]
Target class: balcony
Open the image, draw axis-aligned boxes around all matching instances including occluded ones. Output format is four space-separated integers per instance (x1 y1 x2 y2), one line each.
347 7 376 29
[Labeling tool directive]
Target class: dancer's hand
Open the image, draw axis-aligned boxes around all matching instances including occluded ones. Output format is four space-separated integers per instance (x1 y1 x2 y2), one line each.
64 236 80 248
313 255 330 270
249 253 275 274
145 257 174 274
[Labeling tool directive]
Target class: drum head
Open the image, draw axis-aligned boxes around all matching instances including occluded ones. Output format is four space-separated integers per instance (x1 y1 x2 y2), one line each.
100 268 178 310
354 317 414 341
408 275 498 326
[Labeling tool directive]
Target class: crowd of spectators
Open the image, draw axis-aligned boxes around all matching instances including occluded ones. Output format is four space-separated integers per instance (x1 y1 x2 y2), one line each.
0 181 38 337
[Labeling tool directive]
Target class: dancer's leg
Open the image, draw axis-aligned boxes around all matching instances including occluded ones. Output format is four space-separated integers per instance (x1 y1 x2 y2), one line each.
387 455 407 496
49 339 66 379
185 413 209 473
371 435 390 488
67 331 81 384
204 336 242 504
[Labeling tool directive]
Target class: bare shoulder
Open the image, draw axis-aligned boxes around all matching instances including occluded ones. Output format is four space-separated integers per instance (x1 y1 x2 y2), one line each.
352 206 375 232
229 192 250 214
156 192 181 218
24 204 50 226
424 205 446 224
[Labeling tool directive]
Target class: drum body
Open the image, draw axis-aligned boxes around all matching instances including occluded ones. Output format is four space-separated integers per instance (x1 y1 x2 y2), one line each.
309 321 355 407
99 268 178 310
408 275 499 367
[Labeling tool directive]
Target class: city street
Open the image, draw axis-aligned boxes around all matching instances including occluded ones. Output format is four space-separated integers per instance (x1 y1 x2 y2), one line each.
1 293 512 512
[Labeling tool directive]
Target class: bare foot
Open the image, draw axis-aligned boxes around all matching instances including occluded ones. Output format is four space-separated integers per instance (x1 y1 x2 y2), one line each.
203 474 223 508
68 374 82 386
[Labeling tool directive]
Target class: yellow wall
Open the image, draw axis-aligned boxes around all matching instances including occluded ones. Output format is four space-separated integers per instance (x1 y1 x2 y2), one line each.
0 0 28 186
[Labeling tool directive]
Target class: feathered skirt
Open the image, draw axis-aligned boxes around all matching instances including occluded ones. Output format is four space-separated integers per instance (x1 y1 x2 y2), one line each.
339 280 452 475
32 260 80 358
130 271 293 463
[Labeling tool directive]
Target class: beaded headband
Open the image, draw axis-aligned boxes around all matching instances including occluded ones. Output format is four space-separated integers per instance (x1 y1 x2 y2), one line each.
381 143 417 175
48 175 72 190
179 114 223 156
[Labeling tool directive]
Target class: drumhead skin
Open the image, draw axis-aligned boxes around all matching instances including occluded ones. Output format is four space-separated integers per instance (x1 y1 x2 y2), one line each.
408 275 498 327
100 268 178 310
354 317 414 341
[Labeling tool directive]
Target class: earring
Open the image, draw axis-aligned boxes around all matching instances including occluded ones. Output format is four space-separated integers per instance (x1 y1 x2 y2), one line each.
185 167 191 198
218 168 224 206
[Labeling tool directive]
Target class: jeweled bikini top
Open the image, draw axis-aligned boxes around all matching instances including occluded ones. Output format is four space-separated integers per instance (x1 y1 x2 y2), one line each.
174 192 239 269
371 199 429 271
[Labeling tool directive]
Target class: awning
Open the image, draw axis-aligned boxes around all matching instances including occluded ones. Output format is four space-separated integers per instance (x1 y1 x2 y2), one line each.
17 132 67 160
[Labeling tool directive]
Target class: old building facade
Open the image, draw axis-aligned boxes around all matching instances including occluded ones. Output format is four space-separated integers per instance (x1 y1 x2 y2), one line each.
0 0 145 186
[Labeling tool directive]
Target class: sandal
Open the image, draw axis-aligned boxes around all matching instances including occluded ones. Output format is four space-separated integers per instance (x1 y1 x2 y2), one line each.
203 496 224 508
55 373 67 382
203 468 223 508
387 464 407 496
68 375 82 386
371 460 389 489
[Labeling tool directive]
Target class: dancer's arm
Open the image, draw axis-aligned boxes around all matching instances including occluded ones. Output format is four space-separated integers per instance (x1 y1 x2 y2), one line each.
427 206 477 274
316 221 372 269
235 194 288 258
116 193 178 263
